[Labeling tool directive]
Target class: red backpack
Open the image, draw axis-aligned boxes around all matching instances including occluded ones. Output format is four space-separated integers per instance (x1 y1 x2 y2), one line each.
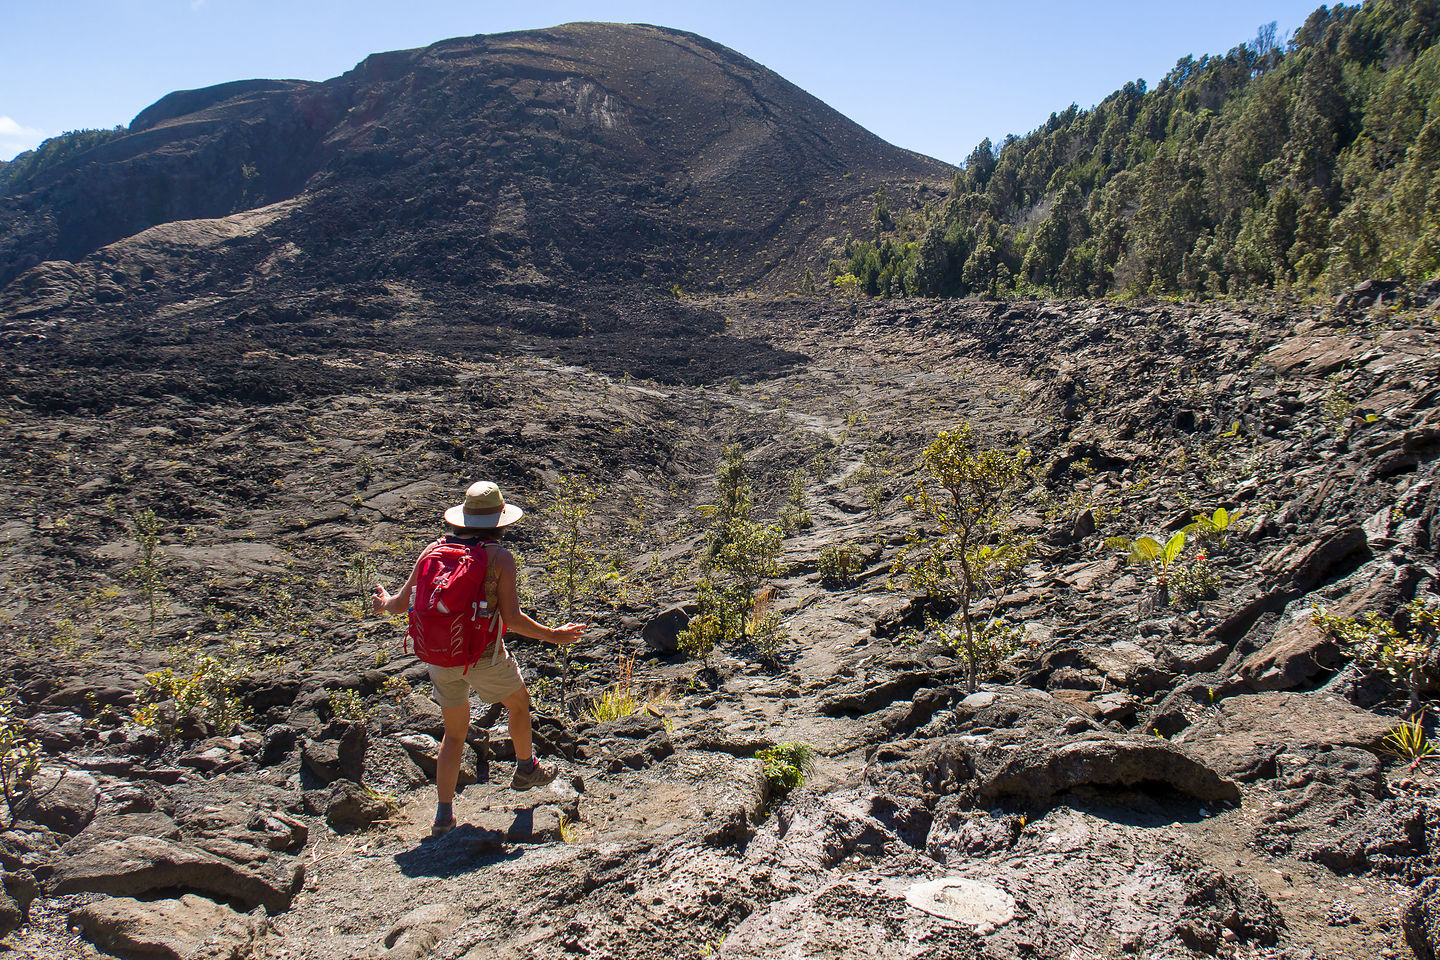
406 539 505 671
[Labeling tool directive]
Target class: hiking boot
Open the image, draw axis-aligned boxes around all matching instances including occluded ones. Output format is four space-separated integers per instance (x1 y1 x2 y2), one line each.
430 816 456 837
511 758 557 791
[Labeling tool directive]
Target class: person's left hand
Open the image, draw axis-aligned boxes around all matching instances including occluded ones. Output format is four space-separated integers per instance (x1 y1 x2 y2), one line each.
371 583 391 616
551 622 586 646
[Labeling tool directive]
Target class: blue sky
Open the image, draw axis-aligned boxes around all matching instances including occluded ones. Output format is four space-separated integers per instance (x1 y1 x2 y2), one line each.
1 0 1328 165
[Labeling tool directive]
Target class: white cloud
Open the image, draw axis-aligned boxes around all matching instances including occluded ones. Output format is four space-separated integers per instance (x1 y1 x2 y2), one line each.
0 117 42 138
0 116 46 160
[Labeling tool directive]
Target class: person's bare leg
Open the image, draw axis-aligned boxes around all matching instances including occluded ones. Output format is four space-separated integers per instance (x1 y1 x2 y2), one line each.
500 686 533 762
437 703 471 805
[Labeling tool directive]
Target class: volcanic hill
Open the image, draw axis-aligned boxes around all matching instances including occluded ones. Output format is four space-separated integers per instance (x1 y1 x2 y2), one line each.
2 18 1440 960
0 21 947 294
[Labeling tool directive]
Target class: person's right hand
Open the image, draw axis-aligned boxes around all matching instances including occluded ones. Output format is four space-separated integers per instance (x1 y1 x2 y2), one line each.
551 622 586 646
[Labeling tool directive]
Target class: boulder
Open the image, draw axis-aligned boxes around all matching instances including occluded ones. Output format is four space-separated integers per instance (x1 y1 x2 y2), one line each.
599 729 674 772
1087 641 1172 695
48 835 302 912
924 798 1022 863
1171 692 1394 782
1240 562 1420 692
1259 526 1368 593
250 810 308 854
17 767 99 836
325 779 394 833
395 733 476 785
22 711 86 752
4 866 39 916
1070 508 1096 541
0 886 20 938
69 894 265 960
973 735 1241 808
361 736 431 795
642 604 692 654
301 720 367 784
259 724 298 766
1404 877 1440 960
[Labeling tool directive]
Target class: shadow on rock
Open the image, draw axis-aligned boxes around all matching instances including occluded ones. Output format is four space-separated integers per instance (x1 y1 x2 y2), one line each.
393 825 522 879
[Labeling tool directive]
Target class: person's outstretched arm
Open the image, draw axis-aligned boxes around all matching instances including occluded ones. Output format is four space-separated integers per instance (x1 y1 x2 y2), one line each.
491 548 585 645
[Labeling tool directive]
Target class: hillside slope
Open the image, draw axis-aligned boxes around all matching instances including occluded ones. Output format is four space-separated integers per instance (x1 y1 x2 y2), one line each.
0 22 948 296
831 0 1440 300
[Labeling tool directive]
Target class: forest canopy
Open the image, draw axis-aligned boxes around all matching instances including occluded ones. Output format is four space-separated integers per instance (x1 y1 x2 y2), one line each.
834 0 1440 300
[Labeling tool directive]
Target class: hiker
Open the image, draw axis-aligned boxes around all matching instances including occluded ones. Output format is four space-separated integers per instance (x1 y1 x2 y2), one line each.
371 480 585 836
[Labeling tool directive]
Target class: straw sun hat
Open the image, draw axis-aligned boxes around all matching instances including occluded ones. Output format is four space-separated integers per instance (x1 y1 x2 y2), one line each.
444 481 524 529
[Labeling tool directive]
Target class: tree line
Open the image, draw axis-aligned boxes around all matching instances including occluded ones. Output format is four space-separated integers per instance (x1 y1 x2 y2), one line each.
832 0 1440 300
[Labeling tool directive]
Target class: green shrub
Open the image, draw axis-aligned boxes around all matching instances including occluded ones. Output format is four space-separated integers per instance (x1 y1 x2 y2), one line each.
1170 557 1220 606
539 476 608 707
921 612 1024 676
0 702 39 829
818 544 863 586
778 469 812 534
676 579 737 668
134 656 247 737
755 741 816 792
1321 373 1354 427
1106 529 1187 602
586 655 641 722
1381 712 1434 764
1315 599 1439 715
747 607 786 668
344 551 380 620
684 447 784 667
329 689 366 722
132 508 163 636
1182 507 1244 549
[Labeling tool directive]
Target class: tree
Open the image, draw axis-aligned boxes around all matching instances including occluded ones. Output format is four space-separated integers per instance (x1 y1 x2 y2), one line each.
704 446 754 566
907 220 949 295
684 446 784 669
962 237 998 296
963 138 997 191
892 425 1034 692
539 477 608 707
871 188 894 234
133 508 162 636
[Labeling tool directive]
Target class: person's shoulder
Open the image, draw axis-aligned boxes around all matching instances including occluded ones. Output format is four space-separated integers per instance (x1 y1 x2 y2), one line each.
485 542 516 565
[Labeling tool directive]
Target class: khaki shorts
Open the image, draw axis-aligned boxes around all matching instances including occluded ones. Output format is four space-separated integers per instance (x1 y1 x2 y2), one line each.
427 641 525 708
